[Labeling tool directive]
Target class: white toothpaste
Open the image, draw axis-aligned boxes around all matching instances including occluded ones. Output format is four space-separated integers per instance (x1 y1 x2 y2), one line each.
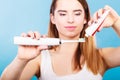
14 36 85 46
85 10 110 37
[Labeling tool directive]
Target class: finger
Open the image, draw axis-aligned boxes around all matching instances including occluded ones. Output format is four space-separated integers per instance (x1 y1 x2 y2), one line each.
27 31 34 38
88 18 94 26
97 9 104 19
93 12 98 23
34 31 41 40
40 45 48 49
38 45 48 51
35 45 48 56
104 5 112 12
41 34 47 38
93 9 104 22
104 5 119 22
21 32 27 37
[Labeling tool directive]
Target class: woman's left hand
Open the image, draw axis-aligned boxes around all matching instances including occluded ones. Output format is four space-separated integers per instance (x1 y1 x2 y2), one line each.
91 5 119 31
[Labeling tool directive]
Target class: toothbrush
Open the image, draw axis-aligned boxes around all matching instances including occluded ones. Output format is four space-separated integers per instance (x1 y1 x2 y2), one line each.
85 10 110 37
14 36 85 46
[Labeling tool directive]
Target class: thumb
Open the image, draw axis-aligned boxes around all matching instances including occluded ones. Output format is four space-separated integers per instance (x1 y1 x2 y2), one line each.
38 45 48 50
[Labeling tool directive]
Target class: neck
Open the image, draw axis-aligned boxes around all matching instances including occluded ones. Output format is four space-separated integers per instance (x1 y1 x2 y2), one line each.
56 42 79 57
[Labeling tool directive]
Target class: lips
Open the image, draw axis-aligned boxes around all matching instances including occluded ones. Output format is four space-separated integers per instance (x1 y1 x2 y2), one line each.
64 26 76 31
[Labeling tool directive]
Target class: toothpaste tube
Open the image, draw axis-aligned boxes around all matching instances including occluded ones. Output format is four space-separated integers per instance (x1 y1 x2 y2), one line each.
85 10 110 37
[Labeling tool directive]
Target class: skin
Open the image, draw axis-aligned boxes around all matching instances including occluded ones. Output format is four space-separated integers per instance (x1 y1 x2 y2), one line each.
51 0 86 39
1 0 120 80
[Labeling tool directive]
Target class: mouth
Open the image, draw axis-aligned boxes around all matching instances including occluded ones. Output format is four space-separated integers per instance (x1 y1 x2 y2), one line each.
64 26 76 31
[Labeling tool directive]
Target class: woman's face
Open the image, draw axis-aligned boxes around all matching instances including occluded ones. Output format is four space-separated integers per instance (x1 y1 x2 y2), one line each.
51 0 86 39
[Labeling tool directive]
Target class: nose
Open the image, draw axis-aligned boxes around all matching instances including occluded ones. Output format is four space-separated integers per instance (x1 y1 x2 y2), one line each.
67 15 74 23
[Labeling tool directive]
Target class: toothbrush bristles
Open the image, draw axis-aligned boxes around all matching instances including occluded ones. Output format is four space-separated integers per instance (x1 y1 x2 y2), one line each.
78 38 85 42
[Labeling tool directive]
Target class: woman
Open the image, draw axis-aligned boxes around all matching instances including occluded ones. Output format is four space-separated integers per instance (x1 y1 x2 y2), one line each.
1 0 120 80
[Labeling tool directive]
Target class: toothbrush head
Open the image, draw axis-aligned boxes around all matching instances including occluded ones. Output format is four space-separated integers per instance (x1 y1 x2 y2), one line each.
78 38 85 42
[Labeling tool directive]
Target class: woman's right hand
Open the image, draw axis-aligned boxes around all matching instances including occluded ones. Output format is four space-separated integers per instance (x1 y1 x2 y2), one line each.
16 31 48 61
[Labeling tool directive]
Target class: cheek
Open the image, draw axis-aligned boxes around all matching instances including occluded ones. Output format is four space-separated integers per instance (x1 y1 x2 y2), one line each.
75 18 85 32
76 15 85 23
75 18 85 28
54 17 66 29
54 21 64 32
75 14 86 26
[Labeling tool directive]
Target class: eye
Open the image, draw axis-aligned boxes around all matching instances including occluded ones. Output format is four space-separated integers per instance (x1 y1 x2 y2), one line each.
59 13 66 16
75 12 81 16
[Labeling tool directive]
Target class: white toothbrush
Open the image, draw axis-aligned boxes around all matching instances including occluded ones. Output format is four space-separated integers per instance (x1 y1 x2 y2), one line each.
14 36 85 46
85 10 110 37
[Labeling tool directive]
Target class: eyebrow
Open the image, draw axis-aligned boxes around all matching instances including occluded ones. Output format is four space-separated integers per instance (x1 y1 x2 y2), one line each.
73 9 82 12
57 10 67 13
57 9 82 13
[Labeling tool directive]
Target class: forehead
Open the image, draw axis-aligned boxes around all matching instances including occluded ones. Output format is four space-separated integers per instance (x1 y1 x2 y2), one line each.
55 0 84 11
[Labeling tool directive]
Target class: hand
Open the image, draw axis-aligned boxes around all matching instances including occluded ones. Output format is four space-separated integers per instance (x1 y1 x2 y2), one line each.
17 31 48 61
90 5 119 31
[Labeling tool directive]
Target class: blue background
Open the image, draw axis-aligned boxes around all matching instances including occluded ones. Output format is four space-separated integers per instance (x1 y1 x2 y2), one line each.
0 0 120 80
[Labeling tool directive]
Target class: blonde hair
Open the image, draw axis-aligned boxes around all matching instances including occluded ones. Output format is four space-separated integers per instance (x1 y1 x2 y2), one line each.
47 0 107 74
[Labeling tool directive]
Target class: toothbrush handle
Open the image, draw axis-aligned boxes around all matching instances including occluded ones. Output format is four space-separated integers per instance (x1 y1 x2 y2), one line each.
14 36 60 46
